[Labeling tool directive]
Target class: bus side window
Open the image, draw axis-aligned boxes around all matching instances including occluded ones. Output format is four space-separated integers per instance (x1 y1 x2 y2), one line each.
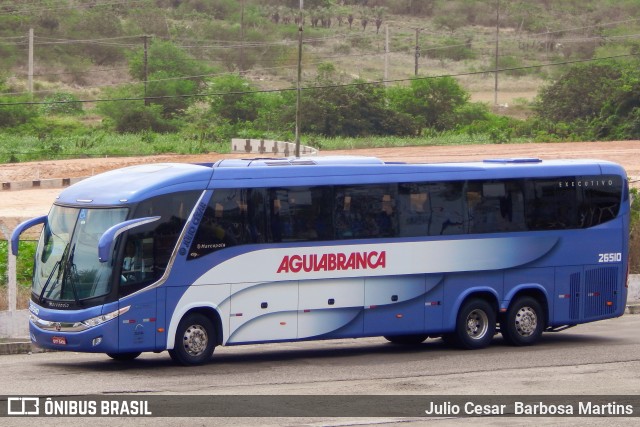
467 180 526 233
526 178 578 230
429 182 465 235
335 184 397 239
398 183 432 237
579 175 621 228
188 190 244 260
119 191 199 296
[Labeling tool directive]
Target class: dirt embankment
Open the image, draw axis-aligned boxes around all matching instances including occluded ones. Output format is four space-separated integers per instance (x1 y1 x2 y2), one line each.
0 141 638 182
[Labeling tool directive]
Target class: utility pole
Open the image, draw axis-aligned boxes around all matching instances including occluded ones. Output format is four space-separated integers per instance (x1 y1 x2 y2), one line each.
28 28 34 95
414 28 420 76
384 24 389 84
143 35 149 106
494 0 500 106
239 0 245 73
295 0 303 158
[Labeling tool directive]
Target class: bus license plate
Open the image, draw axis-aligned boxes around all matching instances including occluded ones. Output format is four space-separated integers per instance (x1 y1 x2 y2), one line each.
52 336 66 345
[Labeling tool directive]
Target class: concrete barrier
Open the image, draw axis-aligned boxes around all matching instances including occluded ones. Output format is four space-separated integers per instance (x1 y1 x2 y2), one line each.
0 309 29 339
628 274 640 302
1 176 87 191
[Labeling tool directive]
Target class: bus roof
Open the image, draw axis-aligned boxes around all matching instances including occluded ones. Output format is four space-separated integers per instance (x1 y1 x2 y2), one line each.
55 156 627 206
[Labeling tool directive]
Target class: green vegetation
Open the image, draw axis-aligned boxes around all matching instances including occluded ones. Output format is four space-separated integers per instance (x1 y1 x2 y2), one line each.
4 56 640 161
0 0 638 156
0 0 640 152
0 241 37 288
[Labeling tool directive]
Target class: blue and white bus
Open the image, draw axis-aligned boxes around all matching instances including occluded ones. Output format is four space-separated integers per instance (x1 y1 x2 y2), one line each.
12 156 630 365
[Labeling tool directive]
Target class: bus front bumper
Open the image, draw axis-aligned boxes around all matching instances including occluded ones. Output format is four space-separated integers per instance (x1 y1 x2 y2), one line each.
29 318 120 353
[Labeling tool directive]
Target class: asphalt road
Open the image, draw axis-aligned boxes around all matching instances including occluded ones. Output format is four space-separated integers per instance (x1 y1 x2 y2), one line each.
2 313 640 426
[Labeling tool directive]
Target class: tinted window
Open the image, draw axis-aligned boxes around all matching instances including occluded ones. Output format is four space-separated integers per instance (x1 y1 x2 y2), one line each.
334 184 396 239
578 175 622 228
269 186 333 242
524 178 579 230
119 191 199 296
185 174 622 259
467 180 527 233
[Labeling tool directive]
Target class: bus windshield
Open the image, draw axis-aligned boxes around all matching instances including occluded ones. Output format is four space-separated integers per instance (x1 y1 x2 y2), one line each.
33 205 128 305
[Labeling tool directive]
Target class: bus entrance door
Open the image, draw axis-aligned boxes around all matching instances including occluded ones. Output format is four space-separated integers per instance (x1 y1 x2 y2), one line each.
118 289 158 352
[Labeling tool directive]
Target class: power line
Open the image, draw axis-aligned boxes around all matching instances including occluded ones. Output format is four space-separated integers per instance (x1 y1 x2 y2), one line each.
0 53 636 107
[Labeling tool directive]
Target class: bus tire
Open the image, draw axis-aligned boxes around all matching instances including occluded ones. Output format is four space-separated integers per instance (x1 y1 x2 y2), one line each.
384 334 428 345
169 313 216 366
502 296 544 346
454 299 496 350
107 352 141 361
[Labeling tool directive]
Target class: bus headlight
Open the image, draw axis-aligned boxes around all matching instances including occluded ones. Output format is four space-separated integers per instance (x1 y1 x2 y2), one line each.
82 306 130 328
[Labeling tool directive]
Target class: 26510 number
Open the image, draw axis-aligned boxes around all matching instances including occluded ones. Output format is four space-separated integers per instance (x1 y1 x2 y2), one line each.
598 252 622 263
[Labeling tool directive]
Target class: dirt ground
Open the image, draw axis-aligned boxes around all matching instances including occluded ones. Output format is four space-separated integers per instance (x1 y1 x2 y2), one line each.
0 140 639 182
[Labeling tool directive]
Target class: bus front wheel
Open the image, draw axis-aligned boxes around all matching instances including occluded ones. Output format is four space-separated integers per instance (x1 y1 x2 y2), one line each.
453 299 496 349
501 296 544 346
169 313 216 366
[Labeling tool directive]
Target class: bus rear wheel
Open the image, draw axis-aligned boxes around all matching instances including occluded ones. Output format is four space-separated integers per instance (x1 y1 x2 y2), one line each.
502 296 544 346
453 299 496 349
384 334 428 345
169 313 216 366
107 352 141 361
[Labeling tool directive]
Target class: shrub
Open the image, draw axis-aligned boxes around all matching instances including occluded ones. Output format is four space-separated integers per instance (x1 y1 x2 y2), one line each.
0 96 38 128
40 92 83 116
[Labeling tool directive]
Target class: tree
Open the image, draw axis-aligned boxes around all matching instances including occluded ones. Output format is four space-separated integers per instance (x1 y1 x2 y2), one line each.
388 77 470 132
535 62 624 123
208 74 260 124
97 85 176 133
290 64 418 137
129 40 209 84
534 59 640 140
128 40 213 118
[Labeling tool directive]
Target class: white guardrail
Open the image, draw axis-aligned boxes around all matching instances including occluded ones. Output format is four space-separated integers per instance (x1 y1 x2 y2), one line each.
231 138 318 157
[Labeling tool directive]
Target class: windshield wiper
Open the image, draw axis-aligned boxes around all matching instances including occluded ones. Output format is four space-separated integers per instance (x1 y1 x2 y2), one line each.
62 243 82 306
38 241 72 304
38 259 61 304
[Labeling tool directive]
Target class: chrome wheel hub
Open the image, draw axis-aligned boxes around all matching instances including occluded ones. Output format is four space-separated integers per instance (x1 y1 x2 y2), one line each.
182 324 208 356
514 306 537 336
466 309 489 340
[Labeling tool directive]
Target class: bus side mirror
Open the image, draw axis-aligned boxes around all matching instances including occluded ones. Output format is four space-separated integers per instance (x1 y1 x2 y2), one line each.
98 216 160 263
11 215 47 256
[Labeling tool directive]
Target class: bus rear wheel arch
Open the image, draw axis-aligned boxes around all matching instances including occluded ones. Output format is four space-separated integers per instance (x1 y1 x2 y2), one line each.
169 312 217 366
501 296 545 346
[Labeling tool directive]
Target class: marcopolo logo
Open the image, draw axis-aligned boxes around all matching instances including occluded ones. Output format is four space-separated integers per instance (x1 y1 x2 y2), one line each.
276 250 386 274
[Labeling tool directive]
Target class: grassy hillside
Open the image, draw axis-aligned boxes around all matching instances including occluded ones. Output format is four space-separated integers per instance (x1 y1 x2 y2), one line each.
1 0 640 110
